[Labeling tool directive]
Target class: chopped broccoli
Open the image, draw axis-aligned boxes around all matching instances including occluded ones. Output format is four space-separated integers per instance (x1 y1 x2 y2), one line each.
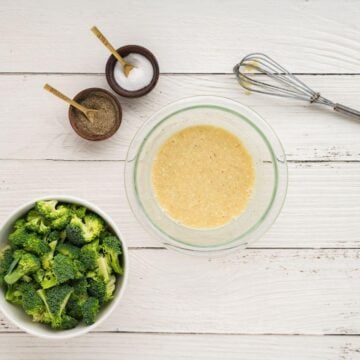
5 284 23 305
49 205 71 230
66 213 104 246
25 210 51 235
52 254 76 284
37 284 75 329
73 259 86 279
4 253 40 285
97 255 112 283
36 200 68 220
7 249 27 275
0 247 13 287
57 314 79 330
41 240 57 270
73 278 88 299
23 233 50 256
35 254 76 289
34 268 57 289
82 297 100 325
18 282 50 323
79 241 99 271
70 204 87 219
14 219 26 229
1 200 123 330
56 243 80 259
47 230 61 243
87 275 116 305
67 278 88 320
102 235 123 274
8 226 29 249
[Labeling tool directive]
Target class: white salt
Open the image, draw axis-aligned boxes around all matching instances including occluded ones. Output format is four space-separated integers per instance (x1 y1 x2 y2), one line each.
113 53 154 91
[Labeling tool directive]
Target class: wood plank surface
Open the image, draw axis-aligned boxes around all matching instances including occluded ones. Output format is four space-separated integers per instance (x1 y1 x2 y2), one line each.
1 333 360 360
0 160 358 249
1 249 360 334
1 0 360 357
0 74 360 161
0 0 360 74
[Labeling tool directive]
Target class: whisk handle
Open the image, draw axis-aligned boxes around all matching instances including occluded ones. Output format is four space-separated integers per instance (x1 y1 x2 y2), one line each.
334 103 360 120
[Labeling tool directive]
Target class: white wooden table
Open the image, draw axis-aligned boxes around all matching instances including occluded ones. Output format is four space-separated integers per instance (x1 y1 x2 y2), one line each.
1 0 360 359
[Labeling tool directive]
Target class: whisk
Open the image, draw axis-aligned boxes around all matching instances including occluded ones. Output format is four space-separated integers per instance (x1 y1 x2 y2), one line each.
233 53 360 120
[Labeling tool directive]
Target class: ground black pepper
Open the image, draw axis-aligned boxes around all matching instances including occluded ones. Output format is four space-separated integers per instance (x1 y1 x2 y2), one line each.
74 92 117 136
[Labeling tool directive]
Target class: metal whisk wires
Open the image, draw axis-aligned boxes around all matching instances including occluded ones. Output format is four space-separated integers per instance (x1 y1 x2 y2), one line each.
233 53 334 107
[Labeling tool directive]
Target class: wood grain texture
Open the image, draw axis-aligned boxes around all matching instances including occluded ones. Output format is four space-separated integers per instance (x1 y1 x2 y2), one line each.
1 333 360 360
0 74 360 161
0 0 360 74
1 249 360 334
0 160 358 249
1 0 360 355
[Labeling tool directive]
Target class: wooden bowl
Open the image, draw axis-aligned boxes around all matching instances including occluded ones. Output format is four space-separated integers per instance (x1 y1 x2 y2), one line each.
105 45 160 98
68 88 122 141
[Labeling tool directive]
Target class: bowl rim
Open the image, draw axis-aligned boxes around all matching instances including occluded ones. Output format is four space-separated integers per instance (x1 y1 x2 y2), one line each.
125 95 288 254
0 195 129 339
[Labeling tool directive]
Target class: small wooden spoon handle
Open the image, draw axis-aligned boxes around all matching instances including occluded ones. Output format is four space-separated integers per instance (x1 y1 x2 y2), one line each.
44 84 89 114
91 26 126 66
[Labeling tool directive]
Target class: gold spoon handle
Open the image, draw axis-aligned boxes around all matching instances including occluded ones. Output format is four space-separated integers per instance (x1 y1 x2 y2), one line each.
43 84 89 114
91 26 126 66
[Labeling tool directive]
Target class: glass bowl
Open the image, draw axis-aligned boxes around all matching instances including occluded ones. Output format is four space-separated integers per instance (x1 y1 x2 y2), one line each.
125 96 287 255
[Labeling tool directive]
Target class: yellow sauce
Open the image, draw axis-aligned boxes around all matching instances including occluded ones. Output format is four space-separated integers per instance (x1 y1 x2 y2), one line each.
151 125 255 228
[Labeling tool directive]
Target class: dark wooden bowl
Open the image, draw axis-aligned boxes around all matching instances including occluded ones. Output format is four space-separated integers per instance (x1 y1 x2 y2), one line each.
105 45 159 98
68 88 122 141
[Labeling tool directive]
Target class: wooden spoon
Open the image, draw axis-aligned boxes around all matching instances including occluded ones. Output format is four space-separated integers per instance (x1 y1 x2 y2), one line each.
91 26 134 77
43 84 97 123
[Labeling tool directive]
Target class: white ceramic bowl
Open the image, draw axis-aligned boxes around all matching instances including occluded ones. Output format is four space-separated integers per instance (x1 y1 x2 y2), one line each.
0 195 128 339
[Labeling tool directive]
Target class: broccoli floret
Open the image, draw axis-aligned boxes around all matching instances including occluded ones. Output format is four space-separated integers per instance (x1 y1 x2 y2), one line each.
73 278 88 299
50 205 71 230
97 255 112 283
0 246 14 287
14 219 26 229
37 284 75 329
73 259 86 279
79 241 99 271
35 253 76 289
41 240 57 270
10 249 27 267
82 297 100 325
47 230 61 243
34 268 57 289
87 275 116 305
23 233 50 256
67 278 88 320
66 214 104 246
5 284 23 305
25 210 50 235
18 282 51 323
56 243 80 259
35 200 67 219
8 226 28 249
52 254 76 284
4 253 40 285
57 314 79 330
70 204 87 219
36 200 59 218
102 235 123 274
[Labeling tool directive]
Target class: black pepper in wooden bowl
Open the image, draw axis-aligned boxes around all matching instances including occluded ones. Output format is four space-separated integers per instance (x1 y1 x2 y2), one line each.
69 88 122 141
